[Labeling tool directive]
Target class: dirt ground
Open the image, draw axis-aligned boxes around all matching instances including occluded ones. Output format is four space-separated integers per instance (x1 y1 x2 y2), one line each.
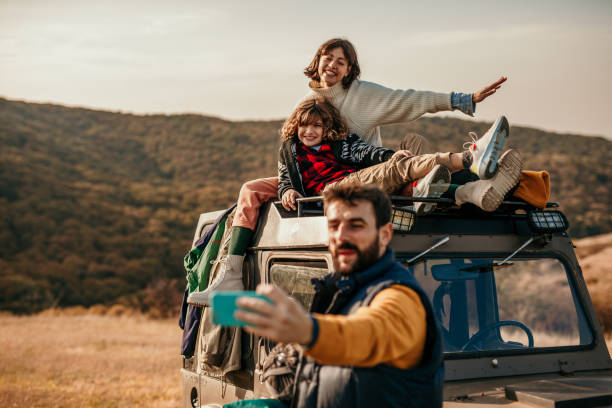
0 312 182 408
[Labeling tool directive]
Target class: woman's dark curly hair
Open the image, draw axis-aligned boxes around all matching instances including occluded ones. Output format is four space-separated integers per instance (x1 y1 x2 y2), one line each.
304 38 361 89
280 98 348 142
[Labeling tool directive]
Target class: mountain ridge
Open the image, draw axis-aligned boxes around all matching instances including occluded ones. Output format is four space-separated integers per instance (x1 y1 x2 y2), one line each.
1 97 610 313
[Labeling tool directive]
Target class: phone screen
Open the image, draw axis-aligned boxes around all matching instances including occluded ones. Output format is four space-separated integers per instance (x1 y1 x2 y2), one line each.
210 291 271 326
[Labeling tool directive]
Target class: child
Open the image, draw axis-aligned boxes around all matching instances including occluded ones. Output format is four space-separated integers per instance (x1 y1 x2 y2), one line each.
278 98 522 214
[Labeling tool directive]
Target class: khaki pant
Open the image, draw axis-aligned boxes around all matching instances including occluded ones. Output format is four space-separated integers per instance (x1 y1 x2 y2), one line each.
330 152 452 194
399 132 435 155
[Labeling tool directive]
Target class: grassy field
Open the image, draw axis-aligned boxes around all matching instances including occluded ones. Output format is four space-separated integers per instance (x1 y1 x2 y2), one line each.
0 311 182 407
1 232 611 407
0 312 610 408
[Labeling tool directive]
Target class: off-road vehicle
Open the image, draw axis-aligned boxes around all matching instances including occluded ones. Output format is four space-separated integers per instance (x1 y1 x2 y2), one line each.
181 196 612 407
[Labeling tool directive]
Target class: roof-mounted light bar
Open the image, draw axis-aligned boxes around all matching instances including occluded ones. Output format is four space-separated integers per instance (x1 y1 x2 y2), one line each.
392 206 416 233
527 210 569 233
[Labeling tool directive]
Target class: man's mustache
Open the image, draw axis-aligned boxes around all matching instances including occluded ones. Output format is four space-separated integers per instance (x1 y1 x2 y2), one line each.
337 242 359 251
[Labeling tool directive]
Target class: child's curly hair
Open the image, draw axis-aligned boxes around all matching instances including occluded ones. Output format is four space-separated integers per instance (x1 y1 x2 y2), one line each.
280 98 348 142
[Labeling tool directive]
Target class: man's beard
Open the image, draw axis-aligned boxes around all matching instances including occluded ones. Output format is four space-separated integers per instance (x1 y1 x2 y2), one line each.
332 236 380 276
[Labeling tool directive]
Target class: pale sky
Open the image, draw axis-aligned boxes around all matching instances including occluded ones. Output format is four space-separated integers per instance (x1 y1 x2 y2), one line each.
1 0 611 139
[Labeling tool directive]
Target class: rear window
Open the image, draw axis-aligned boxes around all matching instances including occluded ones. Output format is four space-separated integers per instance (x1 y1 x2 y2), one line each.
269 260 329 310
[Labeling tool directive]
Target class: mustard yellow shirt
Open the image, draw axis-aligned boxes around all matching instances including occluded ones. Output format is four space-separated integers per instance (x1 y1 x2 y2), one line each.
302 285 427 369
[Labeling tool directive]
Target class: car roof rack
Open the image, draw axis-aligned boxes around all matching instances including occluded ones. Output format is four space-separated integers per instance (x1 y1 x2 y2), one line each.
274 196 560 218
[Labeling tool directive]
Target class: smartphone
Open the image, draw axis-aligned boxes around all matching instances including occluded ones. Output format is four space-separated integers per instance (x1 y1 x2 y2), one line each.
210 291 272 326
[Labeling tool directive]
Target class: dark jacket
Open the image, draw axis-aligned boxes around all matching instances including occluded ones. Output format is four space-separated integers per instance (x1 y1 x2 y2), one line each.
291 249 444 408
277 134 394 199
179 204 236 357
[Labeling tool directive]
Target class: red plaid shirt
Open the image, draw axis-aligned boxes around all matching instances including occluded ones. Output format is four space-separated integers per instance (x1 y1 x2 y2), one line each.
296 142 356 195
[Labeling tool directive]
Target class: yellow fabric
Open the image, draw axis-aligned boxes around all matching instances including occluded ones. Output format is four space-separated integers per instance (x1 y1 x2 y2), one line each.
513 170 551 208
302 285 426 369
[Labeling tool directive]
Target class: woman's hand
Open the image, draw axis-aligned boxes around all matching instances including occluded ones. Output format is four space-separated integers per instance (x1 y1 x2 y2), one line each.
473 76 507 103
282 189 303 211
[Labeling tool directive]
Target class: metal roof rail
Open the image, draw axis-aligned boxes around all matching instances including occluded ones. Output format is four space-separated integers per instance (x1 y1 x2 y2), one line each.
274 196 561 218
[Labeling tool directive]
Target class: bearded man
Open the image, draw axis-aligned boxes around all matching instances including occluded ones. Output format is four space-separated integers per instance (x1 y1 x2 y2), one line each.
236 184 443 408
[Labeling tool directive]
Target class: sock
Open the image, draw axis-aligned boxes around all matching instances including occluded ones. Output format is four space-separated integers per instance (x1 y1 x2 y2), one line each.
462 151 473 169
228 226 254 255
442 184 459 199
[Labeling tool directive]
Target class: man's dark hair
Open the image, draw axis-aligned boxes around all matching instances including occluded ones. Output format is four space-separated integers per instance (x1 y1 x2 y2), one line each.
323 184 391 228
304 38 361 89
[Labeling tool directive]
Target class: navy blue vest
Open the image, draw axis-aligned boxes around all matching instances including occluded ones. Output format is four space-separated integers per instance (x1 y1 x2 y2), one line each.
292 249 444 408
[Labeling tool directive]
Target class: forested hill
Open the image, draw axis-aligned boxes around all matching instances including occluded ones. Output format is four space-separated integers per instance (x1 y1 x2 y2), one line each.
1 97 610 313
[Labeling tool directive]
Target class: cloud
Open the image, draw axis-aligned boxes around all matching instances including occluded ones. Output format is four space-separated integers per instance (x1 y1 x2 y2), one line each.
400 24 554 48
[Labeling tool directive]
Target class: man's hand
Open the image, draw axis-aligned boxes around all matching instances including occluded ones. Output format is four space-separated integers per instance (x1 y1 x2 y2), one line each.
282 189 303 211
392 149 414 160
472 76 507 103
235 284 314 345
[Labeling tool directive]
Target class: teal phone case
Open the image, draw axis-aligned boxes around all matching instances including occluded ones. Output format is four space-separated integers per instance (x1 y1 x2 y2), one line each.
210 291 271 326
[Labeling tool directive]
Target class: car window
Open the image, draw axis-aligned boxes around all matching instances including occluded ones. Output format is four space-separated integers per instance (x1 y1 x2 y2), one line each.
405 257 593 354
269 260 329 310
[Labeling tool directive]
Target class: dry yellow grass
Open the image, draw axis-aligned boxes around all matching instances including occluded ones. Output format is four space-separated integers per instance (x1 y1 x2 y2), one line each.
2 233 611 408
574 233 612 336
573 233 612 355
0 312 182 407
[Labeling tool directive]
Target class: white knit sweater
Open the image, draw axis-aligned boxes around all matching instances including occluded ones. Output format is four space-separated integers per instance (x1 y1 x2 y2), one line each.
299 80 453 147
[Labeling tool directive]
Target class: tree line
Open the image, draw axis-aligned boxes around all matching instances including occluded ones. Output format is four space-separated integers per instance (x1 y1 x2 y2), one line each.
0 98 610 314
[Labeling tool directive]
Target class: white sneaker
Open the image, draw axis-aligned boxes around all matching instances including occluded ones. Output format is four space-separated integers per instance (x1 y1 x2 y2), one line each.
455 150 523 211
413 165 451 215
187 255 245 307
465 116 509 180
